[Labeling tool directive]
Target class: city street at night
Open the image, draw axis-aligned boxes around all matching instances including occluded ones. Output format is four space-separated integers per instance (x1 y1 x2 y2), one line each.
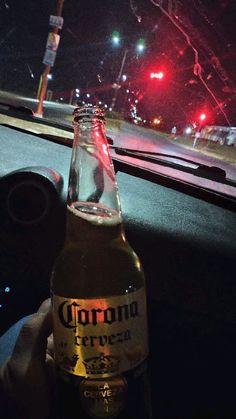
0 2 236 418
0 89 235 187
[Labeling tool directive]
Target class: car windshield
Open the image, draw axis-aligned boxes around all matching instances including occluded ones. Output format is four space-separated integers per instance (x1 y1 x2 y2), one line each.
0 0 235 196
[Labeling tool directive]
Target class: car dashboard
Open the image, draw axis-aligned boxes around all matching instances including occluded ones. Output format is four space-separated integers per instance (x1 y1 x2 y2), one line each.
0 121 236 418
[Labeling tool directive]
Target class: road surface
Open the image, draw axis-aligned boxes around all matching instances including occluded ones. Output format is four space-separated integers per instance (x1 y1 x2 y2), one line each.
109 122 236 181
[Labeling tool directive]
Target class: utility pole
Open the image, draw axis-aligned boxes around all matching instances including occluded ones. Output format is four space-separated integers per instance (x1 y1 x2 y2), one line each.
36 0 65 117
111 48 128 111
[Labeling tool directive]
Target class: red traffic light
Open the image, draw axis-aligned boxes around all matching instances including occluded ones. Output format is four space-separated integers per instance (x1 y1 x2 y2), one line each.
150 71 164 80
199 113 206 121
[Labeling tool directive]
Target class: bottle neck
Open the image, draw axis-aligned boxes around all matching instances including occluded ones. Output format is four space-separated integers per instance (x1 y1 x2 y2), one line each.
65 204 125 246
66 111 123 240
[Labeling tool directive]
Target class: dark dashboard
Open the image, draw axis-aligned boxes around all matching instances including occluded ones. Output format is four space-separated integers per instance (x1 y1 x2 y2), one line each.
1 123 236 418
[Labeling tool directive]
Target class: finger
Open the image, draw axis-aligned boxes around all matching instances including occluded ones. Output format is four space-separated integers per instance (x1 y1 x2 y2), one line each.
47 333 54 358
38 298 51 314
11 308 52 363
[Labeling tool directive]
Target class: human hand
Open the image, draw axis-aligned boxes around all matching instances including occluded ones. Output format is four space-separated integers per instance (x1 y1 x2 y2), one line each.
0 299 56 419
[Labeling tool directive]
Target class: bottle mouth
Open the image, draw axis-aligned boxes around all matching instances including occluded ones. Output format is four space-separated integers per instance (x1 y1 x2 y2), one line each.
73 105 106 123
68 202 122 225
74 202 115 218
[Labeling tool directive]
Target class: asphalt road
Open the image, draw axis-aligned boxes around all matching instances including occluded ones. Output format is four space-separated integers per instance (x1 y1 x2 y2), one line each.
110 122 236 180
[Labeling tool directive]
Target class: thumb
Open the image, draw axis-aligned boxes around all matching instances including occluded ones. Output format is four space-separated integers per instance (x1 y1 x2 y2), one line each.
11 299 52 363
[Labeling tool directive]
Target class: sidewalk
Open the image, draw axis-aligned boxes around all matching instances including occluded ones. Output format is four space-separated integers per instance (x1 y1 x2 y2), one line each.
167 135 236 164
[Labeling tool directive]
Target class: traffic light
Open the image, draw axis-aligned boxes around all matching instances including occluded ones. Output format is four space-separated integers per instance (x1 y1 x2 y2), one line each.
199 113 206 121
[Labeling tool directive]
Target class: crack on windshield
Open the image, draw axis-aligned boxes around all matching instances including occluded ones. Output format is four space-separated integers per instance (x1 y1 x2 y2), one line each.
130 0 232 126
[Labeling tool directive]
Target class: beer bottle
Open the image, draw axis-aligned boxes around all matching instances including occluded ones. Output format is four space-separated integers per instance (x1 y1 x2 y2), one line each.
51 106 151 419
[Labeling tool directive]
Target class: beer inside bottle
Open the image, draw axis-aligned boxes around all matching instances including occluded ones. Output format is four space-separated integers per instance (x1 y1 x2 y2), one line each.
51 106 152 419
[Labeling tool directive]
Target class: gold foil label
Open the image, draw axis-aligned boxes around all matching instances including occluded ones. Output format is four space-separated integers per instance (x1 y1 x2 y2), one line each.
52 288 148 378
79 376 127 418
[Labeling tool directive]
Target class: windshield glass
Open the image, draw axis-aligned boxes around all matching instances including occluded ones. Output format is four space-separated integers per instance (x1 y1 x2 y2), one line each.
0 0 235 195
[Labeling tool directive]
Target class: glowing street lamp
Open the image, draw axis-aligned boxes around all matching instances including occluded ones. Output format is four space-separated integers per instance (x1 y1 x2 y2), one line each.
110 33 146 109
185 127 192 135
111 31 120 46
136 38 145 53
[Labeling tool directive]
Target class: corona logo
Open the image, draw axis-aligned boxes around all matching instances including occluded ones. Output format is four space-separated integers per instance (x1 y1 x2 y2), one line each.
58 300 139 329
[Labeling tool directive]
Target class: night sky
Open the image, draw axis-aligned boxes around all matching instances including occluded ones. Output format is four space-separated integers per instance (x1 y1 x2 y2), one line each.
0 0 236 128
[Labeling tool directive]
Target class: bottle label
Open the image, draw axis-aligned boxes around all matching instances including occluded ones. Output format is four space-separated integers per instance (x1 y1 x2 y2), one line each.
52 288 148 378
79 375 128 418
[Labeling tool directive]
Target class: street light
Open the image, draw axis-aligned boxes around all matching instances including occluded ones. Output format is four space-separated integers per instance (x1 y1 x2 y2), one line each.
111 31 120 46
111 48 129 110
110 34 146 110
136 38 145 54
69 87 80 105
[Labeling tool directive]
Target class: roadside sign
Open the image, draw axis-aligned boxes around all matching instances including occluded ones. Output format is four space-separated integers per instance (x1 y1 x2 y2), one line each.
49 15 64 29
46 90 53 101
43 49 57 67
46 32 60 52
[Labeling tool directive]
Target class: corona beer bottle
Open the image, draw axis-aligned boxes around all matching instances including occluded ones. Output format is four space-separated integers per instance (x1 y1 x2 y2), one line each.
51 106 151 418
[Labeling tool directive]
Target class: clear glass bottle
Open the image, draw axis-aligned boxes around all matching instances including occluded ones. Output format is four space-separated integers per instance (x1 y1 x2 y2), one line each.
51 106 152 419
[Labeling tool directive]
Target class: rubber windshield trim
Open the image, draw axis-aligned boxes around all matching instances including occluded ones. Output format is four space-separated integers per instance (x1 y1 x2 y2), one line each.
113 146 236 188
0 105 73 132
113 158 236 212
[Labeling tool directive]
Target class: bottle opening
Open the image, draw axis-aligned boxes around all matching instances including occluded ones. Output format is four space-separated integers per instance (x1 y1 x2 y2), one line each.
74 203 114 218
73 106 105 123
68 202 122 226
